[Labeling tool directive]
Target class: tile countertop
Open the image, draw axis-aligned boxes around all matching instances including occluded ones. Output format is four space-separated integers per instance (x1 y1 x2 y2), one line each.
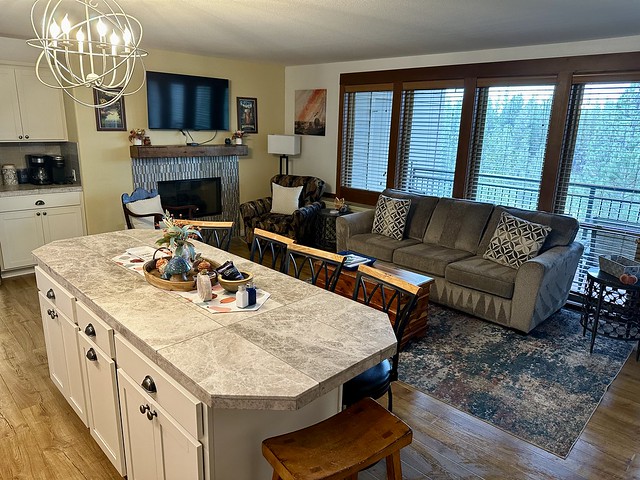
32 230 397 411
0 183 82 197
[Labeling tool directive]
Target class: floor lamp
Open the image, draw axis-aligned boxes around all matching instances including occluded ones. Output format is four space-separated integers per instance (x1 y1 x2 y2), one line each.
268 135 301 175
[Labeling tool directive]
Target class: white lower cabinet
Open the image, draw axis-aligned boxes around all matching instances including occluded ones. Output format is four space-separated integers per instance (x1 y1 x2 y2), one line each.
118 370 203 480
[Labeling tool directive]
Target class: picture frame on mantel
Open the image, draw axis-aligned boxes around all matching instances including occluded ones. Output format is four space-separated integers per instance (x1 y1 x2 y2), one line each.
93 88 127 131
236 97 258 134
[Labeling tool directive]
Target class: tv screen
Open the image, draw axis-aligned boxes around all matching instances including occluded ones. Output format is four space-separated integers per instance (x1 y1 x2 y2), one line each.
157 178 222 218
146 71 229 131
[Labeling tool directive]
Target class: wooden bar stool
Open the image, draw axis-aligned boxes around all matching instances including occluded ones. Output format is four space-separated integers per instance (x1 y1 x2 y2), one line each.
262 397 412 480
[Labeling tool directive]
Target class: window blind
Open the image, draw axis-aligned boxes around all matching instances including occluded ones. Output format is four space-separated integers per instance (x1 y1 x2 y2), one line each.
397 87 464 197
557 81 640 291
340 89 393 192
467 84 555 210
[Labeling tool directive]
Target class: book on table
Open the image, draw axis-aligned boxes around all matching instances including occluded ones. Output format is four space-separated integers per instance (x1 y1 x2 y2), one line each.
339 251 376 269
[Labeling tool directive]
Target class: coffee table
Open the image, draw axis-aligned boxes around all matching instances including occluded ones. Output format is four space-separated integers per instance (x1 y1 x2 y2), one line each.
317 260 434 349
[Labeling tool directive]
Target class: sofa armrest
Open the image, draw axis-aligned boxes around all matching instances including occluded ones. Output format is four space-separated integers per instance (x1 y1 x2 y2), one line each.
510 241 584 333
336 210 375 252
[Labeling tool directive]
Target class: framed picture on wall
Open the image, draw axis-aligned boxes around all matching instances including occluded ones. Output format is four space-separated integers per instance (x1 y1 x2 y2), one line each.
236 97 258 133
93 89 127 131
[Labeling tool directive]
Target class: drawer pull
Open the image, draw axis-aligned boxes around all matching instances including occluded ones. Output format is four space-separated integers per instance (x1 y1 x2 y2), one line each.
141 375 157 393
36 200 45 206
139 404 150 414
84 323 96 337
146 409 157 421
46 288 55 299
47 308 58 319
86 348 97 361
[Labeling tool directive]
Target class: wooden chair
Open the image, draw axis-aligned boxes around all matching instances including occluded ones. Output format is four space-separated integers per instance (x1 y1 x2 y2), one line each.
122 188 198 229
262 397 412 480
342 264 421 411
249 228 295 273
285 243 346 292
174 219 233 251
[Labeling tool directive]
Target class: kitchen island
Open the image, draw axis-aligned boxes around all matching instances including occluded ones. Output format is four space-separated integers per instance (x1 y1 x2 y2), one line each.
33 229 396 480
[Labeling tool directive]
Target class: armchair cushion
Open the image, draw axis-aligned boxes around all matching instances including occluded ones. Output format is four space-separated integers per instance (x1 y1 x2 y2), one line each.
271 183 303 214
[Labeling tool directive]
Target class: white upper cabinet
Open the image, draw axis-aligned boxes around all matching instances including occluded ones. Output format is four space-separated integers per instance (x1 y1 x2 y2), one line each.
0 65 67 142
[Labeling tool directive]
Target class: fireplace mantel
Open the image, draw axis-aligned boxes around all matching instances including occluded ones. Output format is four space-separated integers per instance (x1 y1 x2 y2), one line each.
130 144 248 159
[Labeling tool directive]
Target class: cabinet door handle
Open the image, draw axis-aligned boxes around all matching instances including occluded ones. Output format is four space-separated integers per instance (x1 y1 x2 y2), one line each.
36 212 41 216
47 308 58 319
24 134 29 139
84 323 96 337
42 211 47 216
146 409 158 421
141 375 157 393
139 404 150 414
18 135 23 139
86 348 97 361
36 200 45 206
46 288 55 299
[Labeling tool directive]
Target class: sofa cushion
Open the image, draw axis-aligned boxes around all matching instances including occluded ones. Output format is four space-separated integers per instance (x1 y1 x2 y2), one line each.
347 233 419 263
445 255 518 299
394 242 474 277
423 197 494 253
382 189 439 241
478 205 579 255
483 211 551 269
372 195 411 240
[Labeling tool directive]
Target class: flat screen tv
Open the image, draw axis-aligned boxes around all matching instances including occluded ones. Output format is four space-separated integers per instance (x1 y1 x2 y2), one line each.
157 178 222 218
146 71 229 131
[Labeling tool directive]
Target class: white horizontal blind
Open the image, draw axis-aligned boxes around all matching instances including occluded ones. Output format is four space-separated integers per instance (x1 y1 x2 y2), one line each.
397 87 464 196
556 82 640 292
340 89 393 192
467 84 555 209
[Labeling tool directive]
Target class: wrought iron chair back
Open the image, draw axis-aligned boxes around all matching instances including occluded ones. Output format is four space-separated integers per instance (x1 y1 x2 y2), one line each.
285 243 346 292
250 228 295 273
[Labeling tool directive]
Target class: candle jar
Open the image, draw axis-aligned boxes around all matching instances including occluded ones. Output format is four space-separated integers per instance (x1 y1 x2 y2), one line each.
2 164 18 185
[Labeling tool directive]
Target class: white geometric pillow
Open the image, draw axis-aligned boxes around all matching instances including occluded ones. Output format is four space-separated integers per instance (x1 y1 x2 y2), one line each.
483 212 552 269
372 195 411 241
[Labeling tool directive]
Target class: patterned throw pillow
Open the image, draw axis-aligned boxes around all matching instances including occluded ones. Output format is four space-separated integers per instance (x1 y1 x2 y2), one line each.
483 212 552 268
372 195 411 241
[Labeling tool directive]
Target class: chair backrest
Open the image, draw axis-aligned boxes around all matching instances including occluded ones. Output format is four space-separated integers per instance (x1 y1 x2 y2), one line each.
286 243 346 291
270 174 325 207
352 264 421 379
174 219 233 251
122 188 164 229
250 228 295 272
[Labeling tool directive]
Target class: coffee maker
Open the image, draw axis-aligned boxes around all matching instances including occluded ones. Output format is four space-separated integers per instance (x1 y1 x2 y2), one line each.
28 155 52 185
49 155 66 184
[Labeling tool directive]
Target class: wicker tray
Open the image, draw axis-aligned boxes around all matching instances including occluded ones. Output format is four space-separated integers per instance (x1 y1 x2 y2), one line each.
599 255 640 277
143 255 219 292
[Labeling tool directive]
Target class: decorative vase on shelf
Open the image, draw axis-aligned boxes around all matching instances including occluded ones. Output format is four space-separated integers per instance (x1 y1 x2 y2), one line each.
133 138 143 145
235 137 243 145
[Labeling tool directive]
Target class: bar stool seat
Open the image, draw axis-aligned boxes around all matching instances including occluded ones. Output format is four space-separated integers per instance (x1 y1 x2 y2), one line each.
262 397 412 480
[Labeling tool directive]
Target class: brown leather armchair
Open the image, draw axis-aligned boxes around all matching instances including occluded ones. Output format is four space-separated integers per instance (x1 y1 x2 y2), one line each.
240 175 325 246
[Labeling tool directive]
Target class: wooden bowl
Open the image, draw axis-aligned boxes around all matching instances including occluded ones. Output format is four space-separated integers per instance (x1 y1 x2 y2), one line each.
143 256 219 292
218 272 253 292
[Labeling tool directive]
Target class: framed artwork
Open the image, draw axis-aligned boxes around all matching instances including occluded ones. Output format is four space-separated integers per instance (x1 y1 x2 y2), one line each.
237 97 258 133
93 89 127 131
294 89 326 136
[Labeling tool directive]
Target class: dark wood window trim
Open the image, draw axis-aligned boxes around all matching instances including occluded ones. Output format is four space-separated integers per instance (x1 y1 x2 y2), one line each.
337 51 640 209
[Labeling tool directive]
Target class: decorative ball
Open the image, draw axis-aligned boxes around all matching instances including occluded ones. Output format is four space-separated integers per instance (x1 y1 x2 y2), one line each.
619 273 638 285
156 257 169 274
197 260 212 272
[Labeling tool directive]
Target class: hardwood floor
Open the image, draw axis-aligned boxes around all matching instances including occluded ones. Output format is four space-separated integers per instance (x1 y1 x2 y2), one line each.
1 237 639 479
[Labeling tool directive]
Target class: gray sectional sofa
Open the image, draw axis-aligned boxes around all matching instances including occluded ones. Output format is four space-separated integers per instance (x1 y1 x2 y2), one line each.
336 189 584 333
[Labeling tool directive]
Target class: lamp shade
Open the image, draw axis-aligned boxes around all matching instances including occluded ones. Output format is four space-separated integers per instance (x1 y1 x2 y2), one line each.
268 135 301 155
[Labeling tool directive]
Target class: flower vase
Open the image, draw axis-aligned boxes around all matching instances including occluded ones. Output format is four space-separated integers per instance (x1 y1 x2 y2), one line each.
133 138 143 145
235 137 243 146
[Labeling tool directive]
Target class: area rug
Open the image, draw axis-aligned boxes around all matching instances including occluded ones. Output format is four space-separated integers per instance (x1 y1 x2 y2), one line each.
398 305 634 458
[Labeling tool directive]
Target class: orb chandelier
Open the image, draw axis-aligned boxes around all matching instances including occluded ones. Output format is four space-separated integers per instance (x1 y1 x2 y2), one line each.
27 0 148 108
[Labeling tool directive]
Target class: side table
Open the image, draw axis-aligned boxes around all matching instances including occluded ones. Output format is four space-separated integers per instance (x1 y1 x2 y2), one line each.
581 267 640 360
315 208 347 252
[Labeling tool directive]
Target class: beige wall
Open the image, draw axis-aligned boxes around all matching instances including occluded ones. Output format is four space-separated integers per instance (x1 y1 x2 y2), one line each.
0 37 285 234
284 35 640 195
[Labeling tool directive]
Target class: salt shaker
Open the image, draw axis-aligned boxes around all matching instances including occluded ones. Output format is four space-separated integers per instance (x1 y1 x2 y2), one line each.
236 284 249 308
2 164 18 186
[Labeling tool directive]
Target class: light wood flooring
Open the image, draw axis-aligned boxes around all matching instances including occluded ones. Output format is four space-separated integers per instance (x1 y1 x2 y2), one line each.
0 238 639 479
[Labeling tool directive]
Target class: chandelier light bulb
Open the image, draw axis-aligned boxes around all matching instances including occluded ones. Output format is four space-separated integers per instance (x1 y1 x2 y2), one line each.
28 0 148 108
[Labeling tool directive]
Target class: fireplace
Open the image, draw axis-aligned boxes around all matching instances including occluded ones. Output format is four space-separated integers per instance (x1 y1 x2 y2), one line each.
157 177 222 217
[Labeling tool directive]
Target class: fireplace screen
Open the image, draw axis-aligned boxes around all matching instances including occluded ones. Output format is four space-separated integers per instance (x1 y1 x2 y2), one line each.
157 177 222 217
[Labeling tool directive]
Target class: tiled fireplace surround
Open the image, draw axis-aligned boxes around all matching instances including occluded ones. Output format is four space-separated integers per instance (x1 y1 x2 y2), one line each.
130 146 246 235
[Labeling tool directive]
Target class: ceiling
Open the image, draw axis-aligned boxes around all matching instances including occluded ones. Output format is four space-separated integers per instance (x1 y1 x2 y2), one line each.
1 0 639 66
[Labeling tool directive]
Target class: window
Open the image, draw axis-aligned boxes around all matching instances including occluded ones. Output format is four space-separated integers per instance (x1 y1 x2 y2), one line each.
339 87 393 193
467 84 555 210
557 81 640 290
397 84 464 197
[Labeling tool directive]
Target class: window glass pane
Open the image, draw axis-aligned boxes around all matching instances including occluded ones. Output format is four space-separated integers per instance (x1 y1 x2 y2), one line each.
340 90 393 192
398 87 464 196
557 82 640 292
468 85 555 209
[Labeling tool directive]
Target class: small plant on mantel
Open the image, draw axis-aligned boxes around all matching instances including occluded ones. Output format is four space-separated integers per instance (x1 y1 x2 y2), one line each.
128 128 146 144
231 130 246 140
155 211 202 261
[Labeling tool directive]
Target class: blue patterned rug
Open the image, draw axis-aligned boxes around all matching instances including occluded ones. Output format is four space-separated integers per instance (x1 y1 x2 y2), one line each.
398 305 634 458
